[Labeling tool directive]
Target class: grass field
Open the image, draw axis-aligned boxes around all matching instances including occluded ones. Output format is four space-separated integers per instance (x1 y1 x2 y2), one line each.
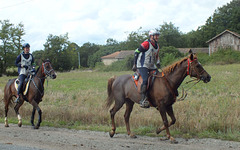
0 64 239 141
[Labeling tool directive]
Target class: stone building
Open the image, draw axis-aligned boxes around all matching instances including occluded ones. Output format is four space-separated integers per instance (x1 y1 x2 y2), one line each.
206 30 240 55
101 50 134 65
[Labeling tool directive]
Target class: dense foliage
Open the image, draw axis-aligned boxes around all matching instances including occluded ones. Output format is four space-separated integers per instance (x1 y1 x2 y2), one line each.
0 0 239 75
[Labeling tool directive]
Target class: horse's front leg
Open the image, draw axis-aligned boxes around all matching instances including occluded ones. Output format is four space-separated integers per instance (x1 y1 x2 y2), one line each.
156 105 176 134
156 104 176 143
31 100 42 129
14 100 24 127
165 105 177 143
31 108 36 127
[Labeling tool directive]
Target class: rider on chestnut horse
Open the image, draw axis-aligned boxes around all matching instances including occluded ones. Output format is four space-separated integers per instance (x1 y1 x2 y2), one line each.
132 29 161 108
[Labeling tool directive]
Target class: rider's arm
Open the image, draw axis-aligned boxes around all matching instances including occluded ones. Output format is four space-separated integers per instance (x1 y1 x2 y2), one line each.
15 55 21 67
134 41 149 65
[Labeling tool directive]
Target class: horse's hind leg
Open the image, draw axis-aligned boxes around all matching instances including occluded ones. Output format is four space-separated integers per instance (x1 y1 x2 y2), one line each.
124 100 136 138
14 100 24 127
109 100 125 138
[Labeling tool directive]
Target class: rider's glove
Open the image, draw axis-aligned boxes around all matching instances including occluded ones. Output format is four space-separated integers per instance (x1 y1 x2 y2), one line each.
132 64 137 72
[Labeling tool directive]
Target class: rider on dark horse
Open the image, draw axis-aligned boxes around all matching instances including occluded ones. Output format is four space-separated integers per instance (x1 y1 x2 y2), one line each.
132 29 161 108
14 43 35 103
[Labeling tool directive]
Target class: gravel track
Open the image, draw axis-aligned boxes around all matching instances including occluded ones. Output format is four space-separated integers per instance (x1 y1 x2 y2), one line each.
0 123 240 150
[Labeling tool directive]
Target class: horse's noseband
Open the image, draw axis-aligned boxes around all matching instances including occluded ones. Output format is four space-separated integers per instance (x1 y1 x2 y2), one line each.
42 62 54 77
187 59 205 79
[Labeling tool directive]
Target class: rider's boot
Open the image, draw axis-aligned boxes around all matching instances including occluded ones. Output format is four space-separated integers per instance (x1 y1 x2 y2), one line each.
139 84 150 108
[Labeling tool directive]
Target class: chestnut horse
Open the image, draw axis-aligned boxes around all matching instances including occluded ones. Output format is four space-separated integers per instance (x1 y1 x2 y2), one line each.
3 59 57 129
106 50 211 143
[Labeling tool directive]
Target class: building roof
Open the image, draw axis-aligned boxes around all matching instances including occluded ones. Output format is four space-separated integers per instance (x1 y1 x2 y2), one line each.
206 29 240 43
101 50 134 59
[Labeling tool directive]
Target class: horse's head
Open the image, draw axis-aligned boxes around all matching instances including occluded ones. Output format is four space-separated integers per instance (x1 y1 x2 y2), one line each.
42 59 57 79
187 50 211 83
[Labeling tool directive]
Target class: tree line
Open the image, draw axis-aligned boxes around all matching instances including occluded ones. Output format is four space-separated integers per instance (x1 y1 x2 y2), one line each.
0 0 239 76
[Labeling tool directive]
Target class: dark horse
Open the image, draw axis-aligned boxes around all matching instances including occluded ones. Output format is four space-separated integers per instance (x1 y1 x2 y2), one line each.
3 59 56 129
106 50 211 143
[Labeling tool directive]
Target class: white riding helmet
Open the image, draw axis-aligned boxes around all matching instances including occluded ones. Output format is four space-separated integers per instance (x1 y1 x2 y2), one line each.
149 29 160 36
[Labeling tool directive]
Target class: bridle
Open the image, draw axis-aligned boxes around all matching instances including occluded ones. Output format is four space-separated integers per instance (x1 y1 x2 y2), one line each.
187 58 205 80
156 58 206 102
41 62 54 77
32 62 54 96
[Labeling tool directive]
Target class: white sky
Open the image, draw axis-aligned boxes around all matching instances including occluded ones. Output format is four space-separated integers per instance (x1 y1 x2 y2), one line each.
0 0 232 51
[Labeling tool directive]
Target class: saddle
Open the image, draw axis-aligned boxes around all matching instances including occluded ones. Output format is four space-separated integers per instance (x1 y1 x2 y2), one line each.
132 70 163 93
14 75 32 95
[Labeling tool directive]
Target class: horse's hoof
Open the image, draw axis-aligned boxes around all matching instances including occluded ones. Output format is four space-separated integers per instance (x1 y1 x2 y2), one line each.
170 137 178 144
156 128 162 134
34 126 39 129
130 134 137 138
109 131 115 138
18 122 22 127
5 124 9 127
170 140 178 144
159 137 169 141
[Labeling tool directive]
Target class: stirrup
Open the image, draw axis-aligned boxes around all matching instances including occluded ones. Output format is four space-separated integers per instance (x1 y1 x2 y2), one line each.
140 99 150 108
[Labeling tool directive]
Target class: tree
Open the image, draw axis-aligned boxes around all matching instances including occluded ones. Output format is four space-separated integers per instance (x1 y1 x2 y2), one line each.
79 42 100 68
42 33 73 71
185 0 240 48
0 20 25 75
157 22 184 48
124 27 147 49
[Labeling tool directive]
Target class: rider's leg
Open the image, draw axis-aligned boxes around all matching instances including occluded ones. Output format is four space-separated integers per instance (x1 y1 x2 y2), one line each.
15 74 26 103
138 67 150 108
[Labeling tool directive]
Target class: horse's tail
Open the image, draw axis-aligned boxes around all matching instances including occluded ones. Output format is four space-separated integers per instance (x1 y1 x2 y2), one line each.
106 76 116 108
3 79 15 105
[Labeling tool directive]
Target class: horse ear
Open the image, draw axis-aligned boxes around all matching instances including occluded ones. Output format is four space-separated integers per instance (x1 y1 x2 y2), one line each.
189 49 193 54
189 49 194 60
46 58 51 63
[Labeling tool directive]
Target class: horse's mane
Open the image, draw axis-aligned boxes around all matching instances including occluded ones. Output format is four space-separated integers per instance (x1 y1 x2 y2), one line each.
162 55 197 74
34 60 50 75
35 66 40 74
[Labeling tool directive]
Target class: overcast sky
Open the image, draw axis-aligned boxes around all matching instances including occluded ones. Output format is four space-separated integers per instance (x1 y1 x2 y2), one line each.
0 0 232 51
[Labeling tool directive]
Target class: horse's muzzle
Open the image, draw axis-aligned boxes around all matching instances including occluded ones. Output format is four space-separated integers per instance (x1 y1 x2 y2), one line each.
51 74 57 79
201 75 211 83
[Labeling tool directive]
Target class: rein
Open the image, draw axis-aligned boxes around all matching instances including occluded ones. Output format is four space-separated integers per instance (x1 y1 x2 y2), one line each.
32 62 53 96
155 58 204 102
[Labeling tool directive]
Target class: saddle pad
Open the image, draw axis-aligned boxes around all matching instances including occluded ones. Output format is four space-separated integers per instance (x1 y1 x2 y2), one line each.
132 71 165 93
14 79 31 95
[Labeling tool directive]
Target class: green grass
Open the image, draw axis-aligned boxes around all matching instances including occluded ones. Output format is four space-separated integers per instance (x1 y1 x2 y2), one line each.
0 64 240 141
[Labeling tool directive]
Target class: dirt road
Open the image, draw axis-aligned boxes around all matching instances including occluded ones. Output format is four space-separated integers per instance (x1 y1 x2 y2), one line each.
0 123 239 150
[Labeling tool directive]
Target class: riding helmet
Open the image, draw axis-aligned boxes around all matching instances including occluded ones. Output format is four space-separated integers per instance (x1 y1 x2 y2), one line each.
22 43 30 49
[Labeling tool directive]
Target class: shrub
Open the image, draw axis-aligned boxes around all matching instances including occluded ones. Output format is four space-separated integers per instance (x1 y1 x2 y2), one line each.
196 53 210 65
209 49 240 65
160 46 184 67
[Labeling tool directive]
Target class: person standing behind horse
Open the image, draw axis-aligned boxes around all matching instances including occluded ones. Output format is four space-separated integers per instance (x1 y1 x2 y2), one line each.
14 43 35 103
132 29 161 108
